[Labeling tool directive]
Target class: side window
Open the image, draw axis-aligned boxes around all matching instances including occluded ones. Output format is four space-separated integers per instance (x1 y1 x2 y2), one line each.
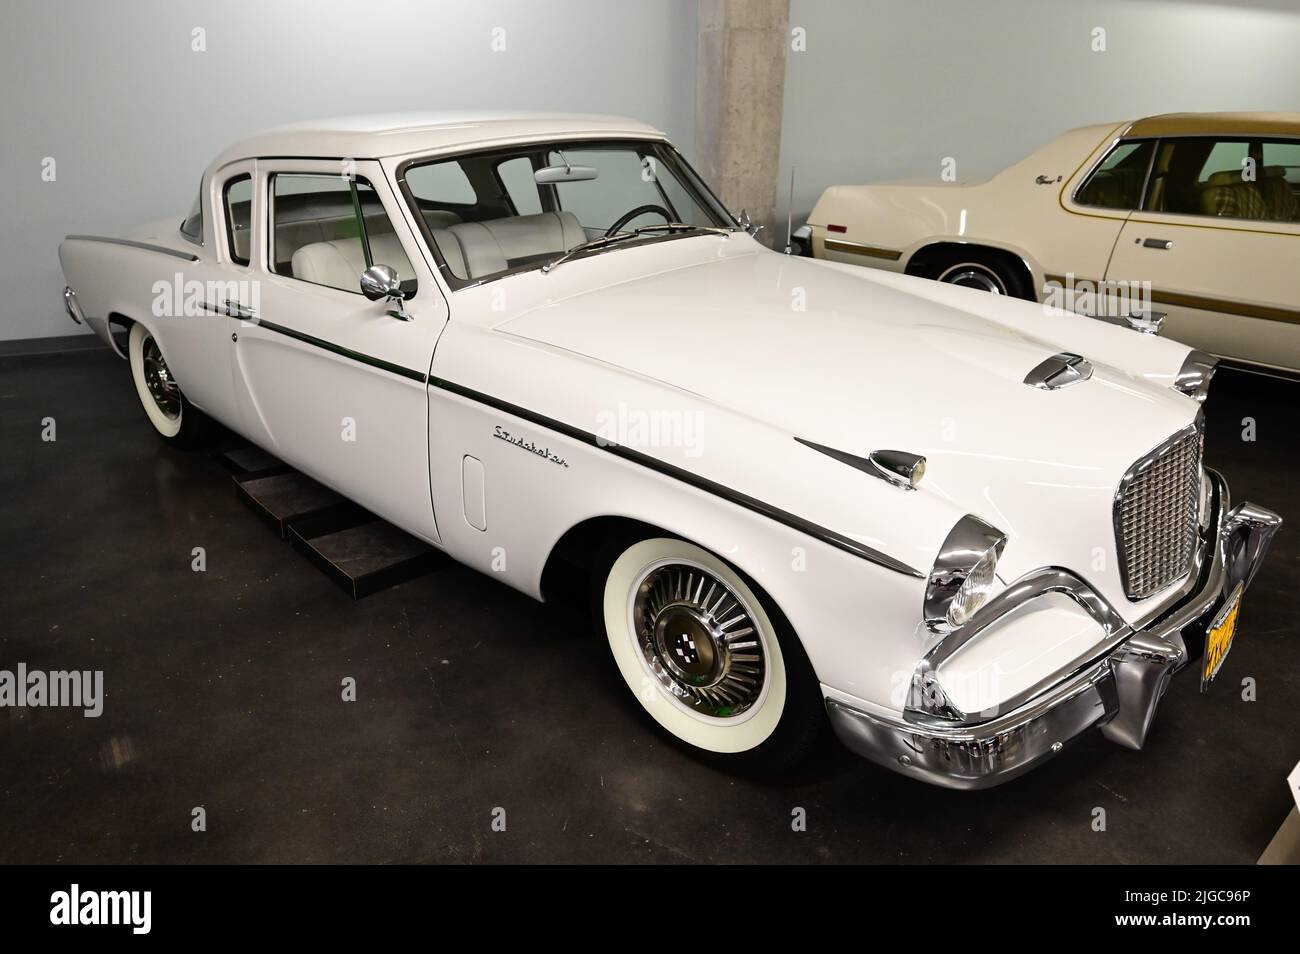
179 184 203 245
1262 140 1300 183
270 174 415 294
1075 140 1154 210
548 148 666 232
1148 138 1269 220
1196 141 1250 183
496 157 542 215
1260 140 1300 221
405 160 477 205
223 175 252 265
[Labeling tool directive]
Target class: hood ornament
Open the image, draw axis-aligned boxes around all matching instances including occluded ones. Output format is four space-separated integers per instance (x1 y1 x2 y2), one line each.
1025 352 1093 390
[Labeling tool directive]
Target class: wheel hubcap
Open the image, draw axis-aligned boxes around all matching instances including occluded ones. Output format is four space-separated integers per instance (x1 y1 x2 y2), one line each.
142 337 180 420
938 263 1005 294
633 563 766 718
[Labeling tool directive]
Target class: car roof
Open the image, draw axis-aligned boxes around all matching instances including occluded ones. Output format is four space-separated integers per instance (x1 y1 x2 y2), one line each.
1125 111 1300 139
209 112 667 169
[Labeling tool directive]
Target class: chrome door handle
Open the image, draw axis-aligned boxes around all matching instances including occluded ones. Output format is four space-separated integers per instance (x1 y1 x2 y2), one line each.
1141 238 1173 250
223 299 257 320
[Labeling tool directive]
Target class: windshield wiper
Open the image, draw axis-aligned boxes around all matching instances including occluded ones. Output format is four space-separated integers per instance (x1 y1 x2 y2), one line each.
630 222 733 238
540 233 642 274
541 223 729 274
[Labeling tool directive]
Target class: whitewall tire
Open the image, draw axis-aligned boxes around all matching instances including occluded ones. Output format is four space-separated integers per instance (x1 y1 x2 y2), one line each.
599 536 822 773
128 322 205 446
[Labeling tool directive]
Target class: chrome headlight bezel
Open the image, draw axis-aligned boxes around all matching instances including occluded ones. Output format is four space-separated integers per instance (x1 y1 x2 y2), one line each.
1173 349 1219 403
924 515 1007 633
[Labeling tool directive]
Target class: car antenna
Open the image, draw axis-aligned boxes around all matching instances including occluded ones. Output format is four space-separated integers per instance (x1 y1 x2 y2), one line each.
783 166 796 255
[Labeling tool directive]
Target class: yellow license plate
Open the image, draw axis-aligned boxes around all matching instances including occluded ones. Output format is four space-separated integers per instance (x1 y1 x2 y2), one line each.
1202 583 1244 689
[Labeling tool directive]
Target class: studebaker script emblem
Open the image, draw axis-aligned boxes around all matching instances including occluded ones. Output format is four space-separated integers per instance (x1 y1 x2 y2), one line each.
493 425 570 468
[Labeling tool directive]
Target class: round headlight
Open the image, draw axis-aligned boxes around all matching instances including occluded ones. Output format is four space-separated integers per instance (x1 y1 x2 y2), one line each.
923 515 1007 633
945 549 998 627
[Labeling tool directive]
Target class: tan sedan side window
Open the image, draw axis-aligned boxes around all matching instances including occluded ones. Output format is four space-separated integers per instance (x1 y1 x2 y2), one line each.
1145 137 1300 222
1076 140 1154 211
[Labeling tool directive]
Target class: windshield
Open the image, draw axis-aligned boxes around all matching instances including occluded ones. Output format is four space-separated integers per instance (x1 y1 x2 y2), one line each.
398 140 735 287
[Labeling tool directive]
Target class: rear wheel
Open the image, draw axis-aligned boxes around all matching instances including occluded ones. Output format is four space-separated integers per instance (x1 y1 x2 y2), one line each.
128 323 206 447
937 260 1012 294
596 536 823 774
911 247 1033 300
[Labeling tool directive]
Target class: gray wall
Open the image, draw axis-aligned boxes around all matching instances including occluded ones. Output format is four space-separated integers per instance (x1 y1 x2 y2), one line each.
1 0 697 342
776 0 1300 242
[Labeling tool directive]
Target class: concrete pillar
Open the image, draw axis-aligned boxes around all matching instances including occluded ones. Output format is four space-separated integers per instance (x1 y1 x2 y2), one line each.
696 0 790 246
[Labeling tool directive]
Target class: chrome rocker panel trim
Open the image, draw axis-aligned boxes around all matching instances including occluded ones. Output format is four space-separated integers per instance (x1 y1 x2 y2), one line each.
827 470 1281 789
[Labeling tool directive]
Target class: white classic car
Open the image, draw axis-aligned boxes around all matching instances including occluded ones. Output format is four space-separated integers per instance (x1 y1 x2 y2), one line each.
60 113 1281 788
803 112 1300 375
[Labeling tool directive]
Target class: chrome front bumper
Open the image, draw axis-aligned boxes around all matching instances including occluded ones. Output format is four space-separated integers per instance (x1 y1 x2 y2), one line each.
63 286 84 325
827 471 1281 789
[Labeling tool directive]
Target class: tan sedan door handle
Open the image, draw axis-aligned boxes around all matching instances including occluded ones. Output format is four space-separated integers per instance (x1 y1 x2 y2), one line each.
1140 237 1174 250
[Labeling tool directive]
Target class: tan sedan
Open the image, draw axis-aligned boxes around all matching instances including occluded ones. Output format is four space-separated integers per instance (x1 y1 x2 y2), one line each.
805 112 1300 375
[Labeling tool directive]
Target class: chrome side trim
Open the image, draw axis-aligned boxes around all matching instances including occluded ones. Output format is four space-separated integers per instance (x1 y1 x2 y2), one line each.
64 234 200 263
1024 352 1093 389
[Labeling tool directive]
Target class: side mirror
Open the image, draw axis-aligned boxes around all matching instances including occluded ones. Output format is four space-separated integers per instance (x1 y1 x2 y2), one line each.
360 264 400 301
736 209 764 237
360 264 412 321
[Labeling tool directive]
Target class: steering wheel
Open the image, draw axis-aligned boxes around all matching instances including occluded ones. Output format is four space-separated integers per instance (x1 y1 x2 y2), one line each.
605 204 673 237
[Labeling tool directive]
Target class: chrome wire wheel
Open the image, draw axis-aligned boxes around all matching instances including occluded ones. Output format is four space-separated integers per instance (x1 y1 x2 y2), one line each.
141 336 181 420
632 561 767 719
128 322 190 441
937 261 1006 294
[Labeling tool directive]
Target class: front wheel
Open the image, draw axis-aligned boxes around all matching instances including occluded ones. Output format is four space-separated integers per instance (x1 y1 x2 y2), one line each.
128 322 206 447
597 536 823 774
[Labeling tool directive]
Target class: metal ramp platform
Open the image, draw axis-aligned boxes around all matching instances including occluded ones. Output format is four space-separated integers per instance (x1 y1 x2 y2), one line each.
214 444 445 599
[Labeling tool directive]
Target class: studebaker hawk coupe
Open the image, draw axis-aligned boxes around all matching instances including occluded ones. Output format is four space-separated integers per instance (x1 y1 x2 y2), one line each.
60 113 1281 788
804 112 1300 375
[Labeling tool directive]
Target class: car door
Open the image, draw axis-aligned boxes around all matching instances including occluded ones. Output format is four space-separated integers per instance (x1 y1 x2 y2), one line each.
1051 137 1156 310
232 158 448 544
1104 136 1300 372
154 160 257 427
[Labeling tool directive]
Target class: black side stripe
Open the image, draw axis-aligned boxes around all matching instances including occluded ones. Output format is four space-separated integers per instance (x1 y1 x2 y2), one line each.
253 319 428 383
245 317 923 578
428 375 925 578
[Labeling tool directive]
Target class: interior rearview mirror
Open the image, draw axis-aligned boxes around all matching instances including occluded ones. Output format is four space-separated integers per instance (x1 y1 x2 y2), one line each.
534 164 598 184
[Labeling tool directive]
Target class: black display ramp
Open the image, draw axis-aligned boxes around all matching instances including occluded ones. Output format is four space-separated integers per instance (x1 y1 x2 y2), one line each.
222 441 444 598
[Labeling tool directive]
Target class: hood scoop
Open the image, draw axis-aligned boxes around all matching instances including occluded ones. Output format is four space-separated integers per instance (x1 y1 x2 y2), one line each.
1024 352 1093 390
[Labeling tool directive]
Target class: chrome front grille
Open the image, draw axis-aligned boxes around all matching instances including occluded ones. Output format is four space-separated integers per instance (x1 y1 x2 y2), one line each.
1115 426 1202 600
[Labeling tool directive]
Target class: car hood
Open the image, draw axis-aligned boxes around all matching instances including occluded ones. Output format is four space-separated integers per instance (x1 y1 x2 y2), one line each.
496 248 1197 607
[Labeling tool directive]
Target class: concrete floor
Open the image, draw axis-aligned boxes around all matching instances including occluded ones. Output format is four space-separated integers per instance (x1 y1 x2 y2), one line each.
1 349 1296 864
